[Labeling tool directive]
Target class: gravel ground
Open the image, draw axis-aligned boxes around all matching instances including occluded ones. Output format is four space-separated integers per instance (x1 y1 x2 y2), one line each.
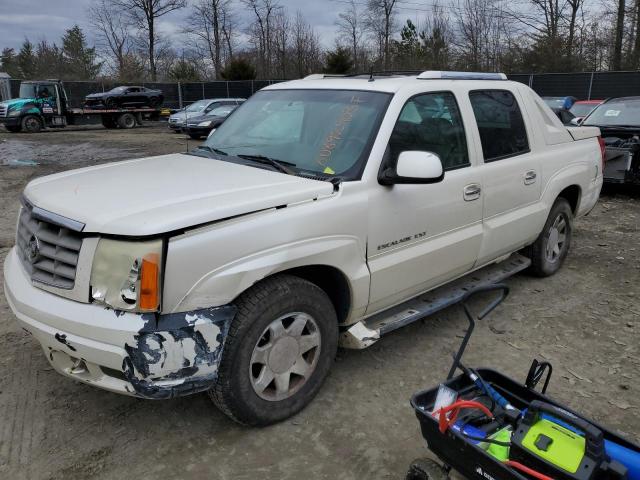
0 123 638 480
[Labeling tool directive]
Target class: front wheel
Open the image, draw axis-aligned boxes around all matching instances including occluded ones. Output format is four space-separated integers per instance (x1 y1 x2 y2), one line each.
527 198 573 277
210 275 338 426
21 115 42 133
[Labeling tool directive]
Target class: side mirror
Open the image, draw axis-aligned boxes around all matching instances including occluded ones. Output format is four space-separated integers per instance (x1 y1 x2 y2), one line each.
379 151 444 185
570 117 582 126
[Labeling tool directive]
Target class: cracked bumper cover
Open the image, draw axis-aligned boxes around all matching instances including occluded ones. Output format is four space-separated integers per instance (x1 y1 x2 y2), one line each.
3 247 236 399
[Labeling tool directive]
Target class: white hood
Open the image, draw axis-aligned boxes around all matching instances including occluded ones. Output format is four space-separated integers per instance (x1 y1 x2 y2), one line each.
24 153 334 236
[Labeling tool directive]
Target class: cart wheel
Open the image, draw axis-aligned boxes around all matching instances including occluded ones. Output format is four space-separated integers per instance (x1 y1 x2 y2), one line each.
406 459 450 480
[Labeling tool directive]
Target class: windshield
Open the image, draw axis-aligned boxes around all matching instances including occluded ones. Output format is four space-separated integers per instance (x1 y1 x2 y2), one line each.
207 105 235 117
19 83 37 98
186 100 211 112
583 99 640 127
570 103 598 117
203 89 391 179
109 87 127 94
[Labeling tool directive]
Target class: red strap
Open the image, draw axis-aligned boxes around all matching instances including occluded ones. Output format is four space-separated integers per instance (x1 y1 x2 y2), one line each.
504 460 555 480
436 400 494 434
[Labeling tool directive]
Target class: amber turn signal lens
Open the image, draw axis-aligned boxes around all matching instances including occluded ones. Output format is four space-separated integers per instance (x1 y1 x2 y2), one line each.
139 253 160 311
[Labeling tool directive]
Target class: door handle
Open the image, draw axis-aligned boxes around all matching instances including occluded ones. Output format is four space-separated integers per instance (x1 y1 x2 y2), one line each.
463 183 482 201
524 170 537 185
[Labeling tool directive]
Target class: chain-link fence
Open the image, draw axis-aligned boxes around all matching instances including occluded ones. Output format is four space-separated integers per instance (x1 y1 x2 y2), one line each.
507 71 640 99
7 71 640 107
8 79 283 109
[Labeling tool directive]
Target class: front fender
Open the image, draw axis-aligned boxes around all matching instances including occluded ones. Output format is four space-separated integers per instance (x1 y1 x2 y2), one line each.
167 235 369 323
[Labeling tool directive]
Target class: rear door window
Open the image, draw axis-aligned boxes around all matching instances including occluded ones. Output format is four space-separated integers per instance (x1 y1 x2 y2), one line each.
469 90 529 162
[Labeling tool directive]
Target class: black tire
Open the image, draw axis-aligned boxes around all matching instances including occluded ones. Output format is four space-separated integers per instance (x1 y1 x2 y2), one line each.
149 96 161 108
101 116 117 129
117 113 136 129
104 97 115 108
188 133 202 140
527 198 573 277
210 274 338 426
406 459 449 480
5 125 22 133
21 115 42 133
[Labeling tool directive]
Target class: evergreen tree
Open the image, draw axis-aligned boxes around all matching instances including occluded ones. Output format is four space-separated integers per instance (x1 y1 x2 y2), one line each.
168 58 202 81
323 46 353 74
0 48 20 77
61 26 102 79
220 58 257 80
16 40 37 79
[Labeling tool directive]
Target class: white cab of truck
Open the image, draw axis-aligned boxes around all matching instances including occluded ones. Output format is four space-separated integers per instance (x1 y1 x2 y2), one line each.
3 71 603 426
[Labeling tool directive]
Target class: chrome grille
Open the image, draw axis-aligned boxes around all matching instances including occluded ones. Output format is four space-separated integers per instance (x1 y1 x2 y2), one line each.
16 205 83 289
0 105 7 117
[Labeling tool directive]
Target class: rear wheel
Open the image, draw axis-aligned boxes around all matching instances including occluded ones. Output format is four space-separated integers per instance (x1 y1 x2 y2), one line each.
117 113 136 129
5 125 21 133
21 115 42 133
210 275 338 426
527 198 573 277
149 96 161 108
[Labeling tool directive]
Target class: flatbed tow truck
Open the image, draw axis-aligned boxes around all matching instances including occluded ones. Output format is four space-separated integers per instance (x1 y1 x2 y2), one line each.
0 79 161 133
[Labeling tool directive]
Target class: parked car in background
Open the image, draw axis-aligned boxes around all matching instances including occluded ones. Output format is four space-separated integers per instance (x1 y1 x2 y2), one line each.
84 86 164 109
184 103 241 139
570 99 604 123
168 98 245 132
4 71 603 427
543 96 577 110
583 96 640 185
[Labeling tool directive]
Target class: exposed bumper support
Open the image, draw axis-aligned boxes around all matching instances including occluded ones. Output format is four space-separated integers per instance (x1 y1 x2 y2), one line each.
123 306 236 399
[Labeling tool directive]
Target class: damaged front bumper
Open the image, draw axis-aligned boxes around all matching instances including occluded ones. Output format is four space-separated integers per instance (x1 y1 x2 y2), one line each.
3 247 235 399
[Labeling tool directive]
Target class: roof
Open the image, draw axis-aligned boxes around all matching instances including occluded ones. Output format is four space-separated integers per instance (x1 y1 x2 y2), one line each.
574 99 604 104
265 71 513 94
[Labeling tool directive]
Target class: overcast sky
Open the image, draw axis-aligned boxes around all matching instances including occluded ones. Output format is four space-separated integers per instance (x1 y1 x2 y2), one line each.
0 0 380 52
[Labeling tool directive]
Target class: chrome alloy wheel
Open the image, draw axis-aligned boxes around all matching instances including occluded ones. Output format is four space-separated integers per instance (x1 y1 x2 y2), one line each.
546 214 567 263
249 312 321 401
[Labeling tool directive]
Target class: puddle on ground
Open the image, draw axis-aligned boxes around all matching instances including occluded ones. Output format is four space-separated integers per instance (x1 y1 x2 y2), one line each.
0 139 136 167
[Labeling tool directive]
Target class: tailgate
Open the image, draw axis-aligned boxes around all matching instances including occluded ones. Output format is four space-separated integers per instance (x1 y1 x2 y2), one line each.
567 125 601 141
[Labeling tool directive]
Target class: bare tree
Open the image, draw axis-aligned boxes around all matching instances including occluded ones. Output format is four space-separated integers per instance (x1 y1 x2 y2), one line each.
89 0 134 78
366 0 397 69
291 11 322 78
273 11 289 78
243 0 281 77
612 0 626 69
112 0 186 80
336 0 365 70
566 0 587 57
185 0 234 78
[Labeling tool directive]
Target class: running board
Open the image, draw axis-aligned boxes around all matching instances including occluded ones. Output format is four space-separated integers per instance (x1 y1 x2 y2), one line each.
339 254 531 349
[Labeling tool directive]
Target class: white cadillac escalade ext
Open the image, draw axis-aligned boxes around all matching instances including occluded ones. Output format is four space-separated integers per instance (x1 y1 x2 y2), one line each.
4 71 603 425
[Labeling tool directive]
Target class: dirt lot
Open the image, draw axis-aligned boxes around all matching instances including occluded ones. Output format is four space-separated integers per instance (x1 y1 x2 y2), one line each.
0 123 639 480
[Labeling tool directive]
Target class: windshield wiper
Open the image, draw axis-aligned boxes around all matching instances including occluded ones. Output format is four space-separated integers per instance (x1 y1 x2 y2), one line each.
237 154 297 174
196 145 228 156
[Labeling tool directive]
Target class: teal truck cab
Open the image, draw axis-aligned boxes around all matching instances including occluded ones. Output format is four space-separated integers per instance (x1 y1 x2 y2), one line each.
0 80 160 133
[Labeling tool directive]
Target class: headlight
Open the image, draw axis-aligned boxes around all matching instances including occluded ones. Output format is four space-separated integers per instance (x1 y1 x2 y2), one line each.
8 109 21 117
90 238 163 312
197 120 212 127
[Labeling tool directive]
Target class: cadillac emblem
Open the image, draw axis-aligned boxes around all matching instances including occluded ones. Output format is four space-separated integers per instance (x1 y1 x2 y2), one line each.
27 235 41 263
